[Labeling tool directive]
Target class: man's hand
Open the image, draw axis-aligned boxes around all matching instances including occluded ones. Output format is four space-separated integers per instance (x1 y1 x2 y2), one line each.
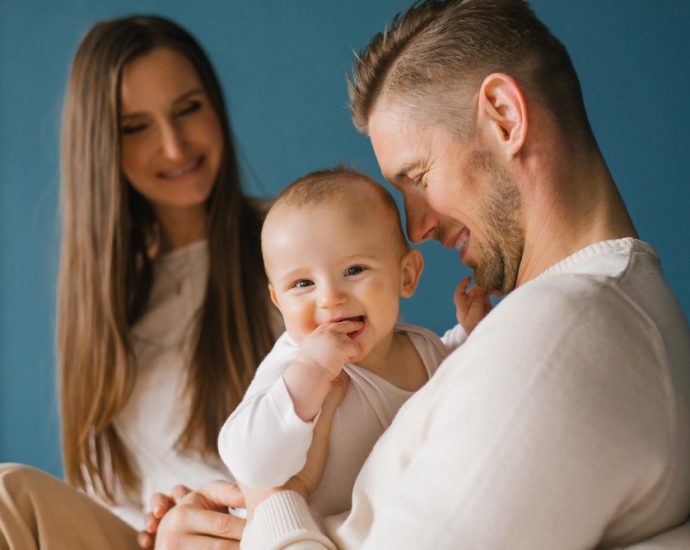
287 370 349 498
454 276 492 334
138 485 191 549
154 481 246 550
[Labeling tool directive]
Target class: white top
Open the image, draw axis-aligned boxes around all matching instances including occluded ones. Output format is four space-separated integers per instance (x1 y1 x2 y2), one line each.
243 238 690 549
219 324 460 518
104 241 232 529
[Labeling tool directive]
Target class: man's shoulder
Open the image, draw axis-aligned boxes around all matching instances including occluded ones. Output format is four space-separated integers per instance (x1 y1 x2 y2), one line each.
490 270 636 331
431 269 674 440
459 268 668 378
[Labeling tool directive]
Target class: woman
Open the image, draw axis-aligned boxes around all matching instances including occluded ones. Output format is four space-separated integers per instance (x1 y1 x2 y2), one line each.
58 14 277 531
0 16 347 549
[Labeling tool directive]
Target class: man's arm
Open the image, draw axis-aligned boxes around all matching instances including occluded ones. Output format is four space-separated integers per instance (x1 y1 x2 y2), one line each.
242 280 682 548
154 482 245 549
219 321 361 488
357 282 673 548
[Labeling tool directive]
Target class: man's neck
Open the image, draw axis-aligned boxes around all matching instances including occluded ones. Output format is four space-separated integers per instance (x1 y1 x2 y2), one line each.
515 139 637 287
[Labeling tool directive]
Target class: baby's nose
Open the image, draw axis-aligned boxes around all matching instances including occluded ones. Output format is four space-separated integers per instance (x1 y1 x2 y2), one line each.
318 283 346 308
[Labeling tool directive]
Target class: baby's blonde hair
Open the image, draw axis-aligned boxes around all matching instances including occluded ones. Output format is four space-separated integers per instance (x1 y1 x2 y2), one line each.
264 167 410 255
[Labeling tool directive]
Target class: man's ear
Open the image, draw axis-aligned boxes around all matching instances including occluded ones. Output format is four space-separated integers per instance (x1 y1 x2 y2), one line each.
477 73 528 158
400 248 424 298
268 284 280 309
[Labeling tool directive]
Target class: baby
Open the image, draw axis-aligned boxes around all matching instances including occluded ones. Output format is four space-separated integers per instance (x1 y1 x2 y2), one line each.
218 167 489 518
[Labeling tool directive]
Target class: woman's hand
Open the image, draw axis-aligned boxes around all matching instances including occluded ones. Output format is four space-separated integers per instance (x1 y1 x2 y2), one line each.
242 372 350 519
154 481 246 549
138 485 192 548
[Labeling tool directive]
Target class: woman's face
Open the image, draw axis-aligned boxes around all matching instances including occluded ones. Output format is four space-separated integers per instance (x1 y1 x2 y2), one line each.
119 47 223 220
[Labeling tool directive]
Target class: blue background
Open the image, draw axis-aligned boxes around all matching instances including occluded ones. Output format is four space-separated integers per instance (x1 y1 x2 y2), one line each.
1 1 688 478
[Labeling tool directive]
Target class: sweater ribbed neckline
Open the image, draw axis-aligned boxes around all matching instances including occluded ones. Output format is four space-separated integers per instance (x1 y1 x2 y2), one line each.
538 237 654 280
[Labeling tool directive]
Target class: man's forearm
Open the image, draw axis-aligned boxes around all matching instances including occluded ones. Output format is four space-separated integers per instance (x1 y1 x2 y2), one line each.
243 490 335 550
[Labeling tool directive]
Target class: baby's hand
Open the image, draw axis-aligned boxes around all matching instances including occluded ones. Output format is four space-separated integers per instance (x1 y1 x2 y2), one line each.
454 276 492 334
137 485 191 548
296 319 364 379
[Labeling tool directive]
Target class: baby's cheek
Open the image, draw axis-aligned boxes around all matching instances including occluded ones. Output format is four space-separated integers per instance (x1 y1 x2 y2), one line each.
369 279 400 316
283 309 316 343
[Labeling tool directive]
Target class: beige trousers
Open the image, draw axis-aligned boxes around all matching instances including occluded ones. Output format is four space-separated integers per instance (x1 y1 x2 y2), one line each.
0 463 138 550
2 463 690 549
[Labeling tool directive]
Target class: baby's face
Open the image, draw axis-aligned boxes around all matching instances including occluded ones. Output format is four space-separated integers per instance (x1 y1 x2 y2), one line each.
263 200 408 361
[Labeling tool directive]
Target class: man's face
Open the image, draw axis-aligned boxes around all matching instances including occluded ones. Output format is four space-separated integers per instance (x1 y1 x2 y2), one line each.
368 103 523 293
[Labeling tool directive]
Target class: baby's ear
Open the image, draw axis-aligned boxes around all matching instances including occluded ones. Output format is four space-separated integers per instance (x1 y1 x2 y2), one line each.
268 284 280 308
400 248 424 298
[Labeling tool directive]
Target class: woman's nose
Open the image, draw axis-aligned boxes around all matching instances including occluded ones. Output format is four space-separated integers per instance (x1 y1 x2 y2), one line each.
160 124 185 161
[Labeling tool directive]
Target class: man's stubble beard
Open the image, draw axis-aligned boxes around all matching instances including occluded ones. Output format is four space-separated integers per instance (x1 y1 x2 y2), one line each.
469 148 524 294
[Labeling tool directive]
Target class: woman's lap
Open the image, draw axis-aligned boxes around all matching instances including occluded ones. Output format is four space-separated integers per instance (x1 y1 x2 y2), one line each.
0 463 138 550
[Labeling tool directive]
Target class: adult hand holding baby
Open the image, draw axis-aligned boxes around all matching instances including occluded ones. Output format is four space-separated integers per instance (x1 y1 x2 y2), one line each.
153 375 350 549
242 371 350 519
153 481 246 550
137 485 191 548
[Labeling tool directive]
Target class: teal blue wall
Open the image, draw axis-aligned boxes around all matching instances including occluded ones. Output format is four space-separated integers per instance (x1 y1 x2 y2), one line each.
1 1 688 477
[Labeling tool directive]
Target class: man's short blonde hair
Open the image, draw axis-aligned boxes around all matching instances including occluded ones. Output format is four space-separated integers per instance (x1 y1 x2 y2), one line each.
348 0 594 143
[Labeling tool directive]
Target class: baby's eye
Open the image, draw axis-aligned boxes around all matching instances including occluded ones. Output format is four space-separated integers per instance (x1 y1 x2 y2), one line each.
345 265 365 277
293 279 313 289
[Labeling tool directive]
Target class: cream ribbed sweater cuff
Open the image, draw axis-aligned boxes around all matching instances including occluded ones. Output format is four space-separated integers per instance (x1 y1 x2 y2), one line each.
242 491 335 549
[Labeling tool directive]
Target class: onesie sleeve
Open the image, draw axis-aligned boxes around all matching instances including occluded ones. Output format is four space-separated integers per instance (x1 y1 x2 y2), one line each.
218 333 317 488
440 322 468 351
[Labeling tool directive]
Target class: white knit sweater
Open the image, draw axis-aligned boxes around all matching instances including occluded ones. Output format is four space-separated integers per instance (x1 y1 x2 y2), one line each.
243 239 690 549
106 241 231 529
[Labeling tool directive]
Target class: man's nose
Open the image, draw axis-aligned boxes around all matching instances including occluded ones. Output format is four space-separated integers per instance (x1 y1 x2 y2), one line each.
404 193 438 243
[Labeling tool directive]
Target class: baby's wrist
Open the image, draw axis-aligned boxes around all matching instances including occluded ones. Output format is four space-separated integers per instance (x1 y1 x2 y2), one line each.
283 361 335 421
294 349 342 379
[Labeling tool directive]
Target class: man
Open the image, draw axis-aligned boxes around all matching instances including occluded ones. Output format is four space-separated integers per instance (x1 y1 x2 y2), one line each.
230 0 690 547
2 1 688 548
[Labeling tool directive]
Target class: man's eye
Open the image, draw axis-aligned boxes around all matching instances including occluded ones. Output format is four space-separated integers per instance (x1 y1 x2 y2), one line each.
345 265 365 277
294 279 313 289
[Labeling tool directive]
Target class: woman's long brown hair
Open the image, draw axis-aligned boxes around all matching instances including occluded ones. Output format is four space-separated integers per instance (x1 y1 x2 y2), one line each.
59 15 275 502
